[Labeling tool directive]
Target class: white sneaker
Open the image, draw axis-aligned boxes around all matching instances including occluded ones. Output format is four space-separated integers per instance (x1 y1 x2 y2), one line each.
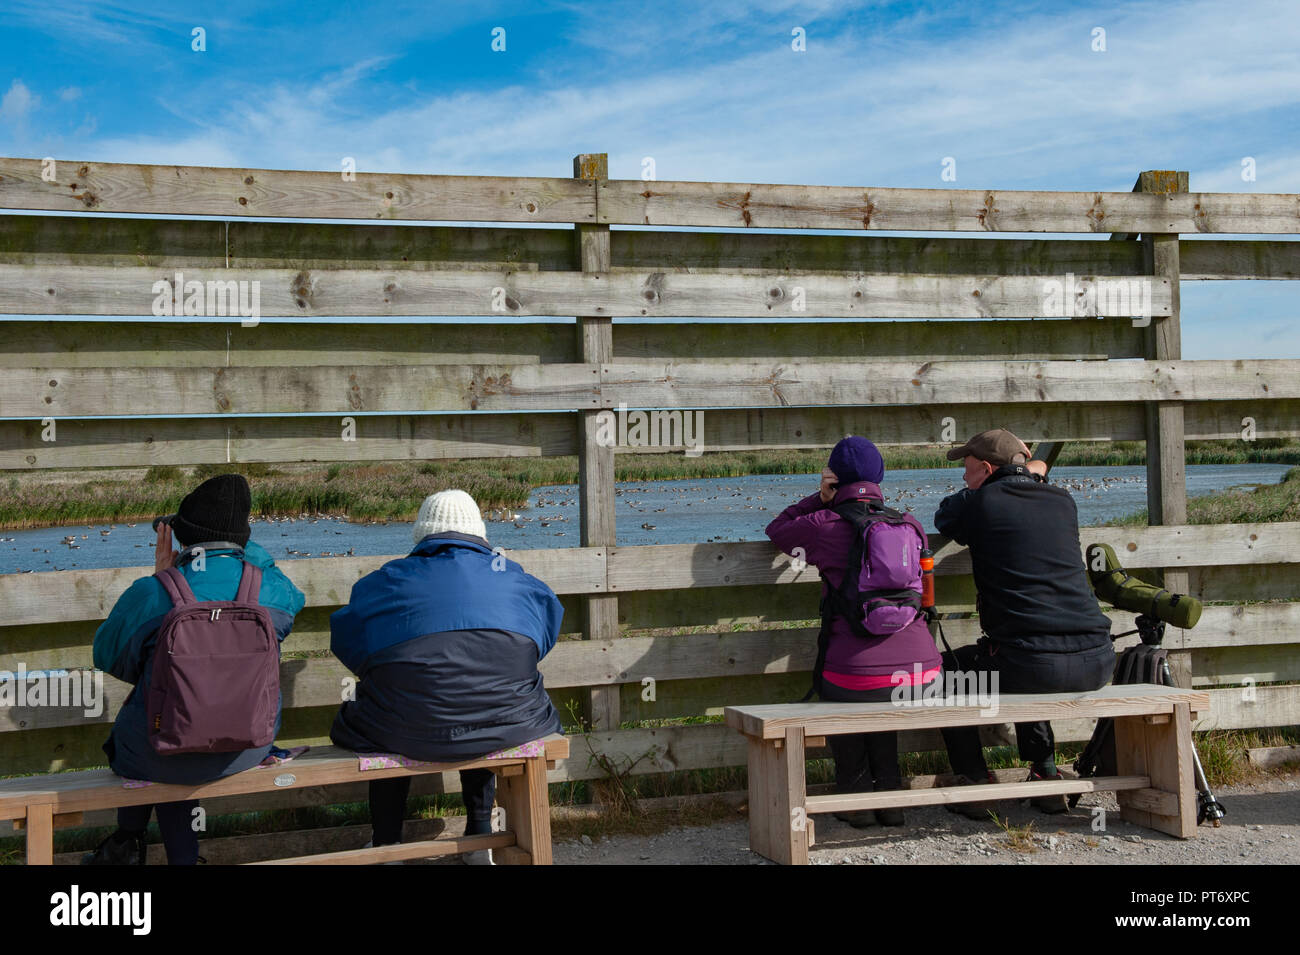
463 849 495 866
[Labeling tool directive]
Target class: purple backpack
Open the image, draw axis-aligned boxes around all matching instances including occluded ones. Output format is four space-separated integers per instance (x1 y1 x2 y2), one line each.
147 564 279 755
826 499 925 637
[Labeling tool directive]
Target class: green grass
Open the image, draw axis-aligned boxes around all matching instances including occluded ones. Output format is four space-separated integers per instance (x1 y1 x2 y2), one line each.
1109 465 1300 526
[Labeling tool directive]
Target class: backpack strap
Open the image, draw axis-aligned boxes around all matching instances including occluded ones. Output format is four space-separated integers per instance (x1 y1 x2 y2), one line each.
235 562 263 603
155 567 197 607
800 578 834 702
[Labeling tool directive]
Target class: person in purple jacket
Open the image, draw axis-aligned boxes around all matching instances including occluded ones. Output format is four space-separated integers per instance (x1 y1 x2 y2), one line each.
766 436 941 828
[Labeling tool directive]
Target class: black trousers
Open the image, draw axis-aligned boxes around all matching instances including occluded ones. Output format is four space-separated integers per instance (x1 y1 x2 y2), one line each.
940 640 1115 779
369 769 497 845
118 800 200 865
820 676 941 794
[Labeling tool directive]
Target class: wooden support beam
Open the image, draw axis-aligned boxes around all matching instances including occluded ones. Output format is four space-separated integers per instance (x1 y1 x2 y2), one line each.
1137 171 1190 600
495 754 553 865
24 803 53 865
1115 702 1197 838
574 153 620 733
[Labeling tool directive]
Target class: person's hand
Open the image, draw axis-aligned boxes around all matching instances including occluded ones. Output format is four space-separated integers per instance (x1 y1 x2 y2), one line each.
819 467 839 504
154 522 177 574
1026 459 1049 478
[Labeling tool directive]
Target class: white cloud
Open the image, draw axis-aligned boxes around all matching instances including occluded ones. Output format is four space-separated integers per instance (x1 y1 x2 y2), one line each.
0 79 38 122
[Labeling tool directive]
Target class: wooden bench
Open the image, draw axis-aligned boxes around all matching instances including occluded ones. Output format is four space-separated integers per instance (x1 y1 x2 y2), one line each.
0 735 568 866
725 685 1209 865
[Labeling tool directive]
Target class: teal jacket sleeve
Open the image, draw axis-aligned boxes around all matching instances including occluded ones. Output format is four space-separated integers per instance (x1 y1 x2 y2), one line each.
92 576 171 684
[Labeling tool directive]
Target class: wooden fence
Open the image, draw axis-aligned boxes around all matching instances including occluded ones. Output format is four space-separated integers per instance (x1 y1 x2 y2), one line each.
1 155 1298 820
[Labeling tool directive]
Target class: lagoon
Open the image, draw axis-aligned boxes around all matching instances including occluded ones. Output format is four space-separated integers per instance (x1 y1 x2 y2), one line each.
0 463 1289 575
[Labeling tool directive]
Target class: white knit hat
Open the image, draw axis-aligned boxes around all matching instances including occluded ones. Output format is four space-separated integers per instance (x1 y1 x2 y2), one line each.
412 489 487 544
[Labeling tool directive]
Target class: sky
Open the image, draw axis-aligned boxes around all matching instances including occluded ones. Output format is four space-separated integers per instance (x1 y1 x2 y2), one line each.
1 0 1297 359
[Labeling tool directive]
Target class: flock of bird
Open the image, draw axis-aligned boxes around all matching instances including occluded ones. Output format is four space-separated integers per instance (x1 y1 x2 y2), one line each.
0 473 1150 572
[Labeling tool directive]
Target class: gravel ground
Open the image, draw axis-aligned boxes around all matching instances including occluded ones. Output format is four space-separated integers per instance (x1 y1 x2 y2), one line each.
551 772 1300 865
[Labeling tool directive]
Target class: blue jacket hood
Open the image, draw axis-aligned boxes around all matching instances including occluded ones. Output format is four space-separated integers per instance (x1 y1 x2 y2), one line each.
329 533 564 675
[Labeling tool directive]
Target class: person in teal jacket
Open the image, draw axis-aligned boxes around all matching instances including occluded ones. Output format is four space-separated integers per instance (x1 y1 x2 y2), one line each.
83 474 304 865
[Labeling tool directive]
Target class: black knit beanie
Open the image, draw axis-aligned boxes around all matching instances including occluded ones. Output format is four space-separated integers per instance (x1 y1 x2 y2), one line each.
170 474 252 547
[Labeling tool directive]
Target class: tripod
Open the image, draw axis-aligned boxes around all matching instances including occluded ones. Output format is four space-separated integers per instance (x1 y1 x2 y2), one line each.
1071 614 1226 826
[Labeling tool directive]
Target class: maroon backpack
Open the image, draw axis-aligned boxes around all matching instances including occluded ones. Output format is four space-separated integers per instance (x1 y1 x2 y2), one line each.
147 563 279 755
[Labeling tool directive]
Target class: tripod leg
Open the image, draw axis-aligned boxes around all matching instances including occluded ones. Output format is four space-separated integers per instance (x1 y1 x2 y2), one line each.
1158 658 1226 827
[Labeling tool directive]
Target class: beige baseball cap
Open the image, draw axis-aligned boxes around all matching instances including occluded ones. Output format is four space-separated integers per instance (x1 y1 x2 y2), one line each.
945 429 1030 467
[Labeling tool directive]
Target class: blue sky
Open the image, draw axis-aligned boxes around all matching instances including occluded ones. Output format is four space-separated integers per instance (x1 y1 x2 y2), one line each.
1 0 1297 358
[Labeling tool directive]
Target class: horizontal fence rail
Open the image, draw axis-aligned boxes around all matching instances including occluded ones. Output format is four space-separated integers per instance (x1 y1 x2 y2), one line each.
0 266 1173 318
5 214 1298 279
1 358 1295 418
5 158 1300 232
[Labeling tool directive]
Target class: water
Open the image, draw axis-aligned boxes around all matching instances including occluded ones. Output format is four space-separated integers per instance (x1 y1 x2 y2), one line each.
0 463 1290 575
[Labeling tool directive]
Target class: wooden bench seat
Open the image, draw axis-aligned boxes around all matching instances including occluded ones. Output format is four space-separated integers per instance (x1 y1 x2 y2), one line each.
725 684 1209 865
0 735 568 866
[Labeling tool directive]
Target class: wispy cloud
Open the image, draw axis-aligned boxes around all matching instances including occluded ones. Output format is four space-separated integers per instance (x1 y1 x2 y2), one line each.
0 80 38 123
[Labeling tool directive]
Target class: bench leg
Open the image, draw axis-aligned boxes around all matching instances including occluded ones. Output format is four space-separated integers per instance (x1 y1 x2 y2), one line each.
495 755 552 865
25 804 54 866
1114 703 1196 838
746 727 808 865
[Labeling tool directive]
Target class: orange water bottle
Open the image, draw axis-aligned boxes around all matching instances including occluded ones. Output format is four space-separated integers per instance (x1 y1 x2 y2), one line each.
920 549 935 610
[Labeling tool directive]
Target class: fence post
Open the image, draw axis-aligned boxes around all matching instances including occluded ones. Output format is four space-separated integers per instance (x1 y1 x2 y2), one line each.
1136 170 1192 682
573 152 620 731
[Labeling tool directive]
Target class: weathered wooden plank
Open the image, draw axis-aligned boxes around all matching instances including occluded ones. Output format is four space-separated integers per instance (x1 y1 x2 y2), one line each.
599 180 1300 233
1188 644 1300 687
5 396 1296 471
0 412 579 469
725 686 1210 739
598 358 1297 409
0 363 602 416
0 264 1171 319
614 231 1151 275
1178 240 1300 280
1139 173 1189 607
1183 400 1300 440
0 157 596 222
808 775 1150 814
607 524 1300 591
8 214 1295 281
10 357 1295 419
0 214 578 271
1189 564 1300 603
0 547 606 627
574 153 621 732
0 320 578 367
0 317 1147 367
616 319 1145 361
3 527 1296 629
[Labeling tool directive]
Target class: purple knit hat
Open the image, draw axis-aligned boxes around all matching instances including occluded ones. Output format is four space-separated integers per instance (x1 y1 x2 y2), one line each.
828 436 884 485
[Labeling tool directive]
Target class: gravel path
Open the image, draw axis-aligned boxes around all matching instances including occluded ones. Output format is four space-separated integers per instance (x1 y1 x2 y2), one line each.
552 773 1300 865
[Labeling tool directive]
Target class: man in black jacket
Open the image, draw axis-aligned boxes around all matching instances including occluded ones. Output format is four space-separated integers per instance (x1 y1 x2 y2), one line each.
935 430 1114 815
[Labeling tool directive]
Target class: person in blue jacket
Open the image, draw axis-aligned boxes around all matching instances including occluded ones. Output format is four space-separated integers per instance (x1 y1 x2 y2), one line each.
83 474 305 865
329 489 563 864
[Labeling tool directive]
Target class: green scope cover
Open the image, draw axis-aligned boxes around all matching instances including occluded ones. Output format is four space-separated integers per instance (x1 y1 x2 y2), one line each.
1085 543 1202 630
